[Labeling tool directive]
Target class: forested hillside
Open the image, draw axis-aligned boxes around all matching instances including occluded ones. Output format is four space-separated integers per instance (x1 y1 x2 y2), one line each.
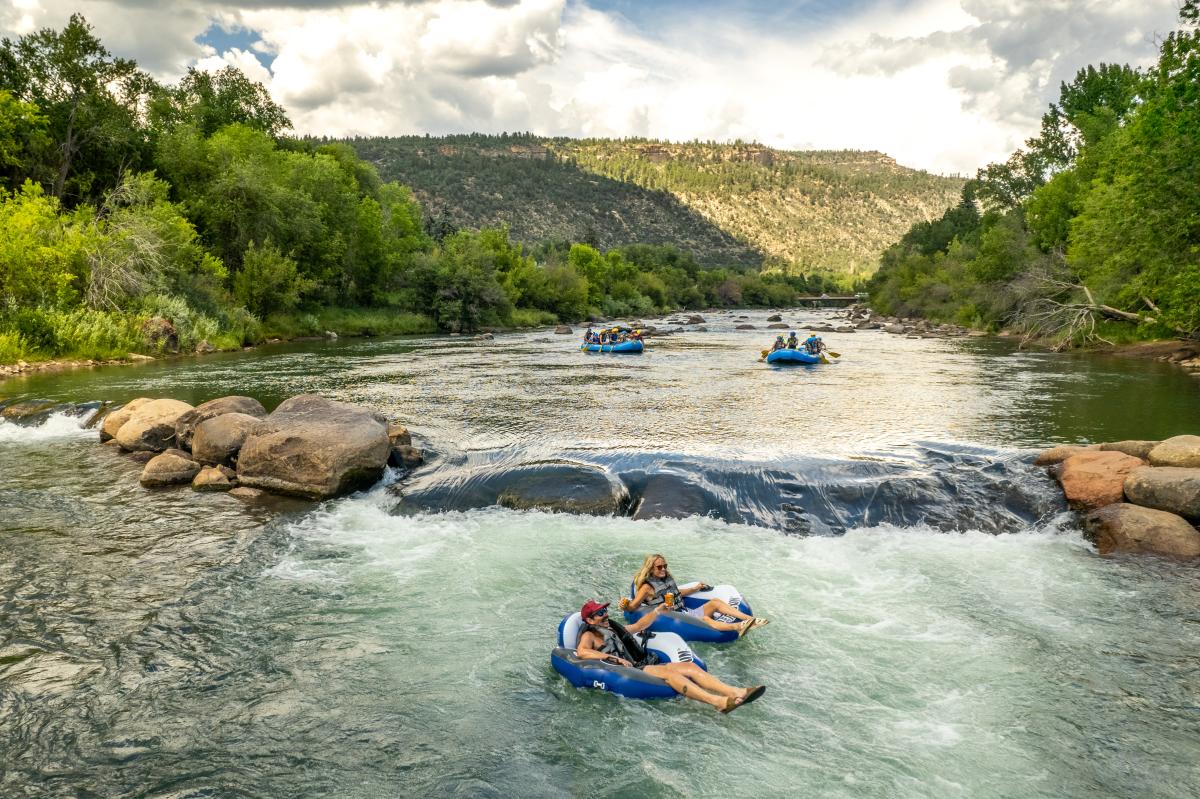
350 136 963 277
0 16 839 365
869 2 1200 348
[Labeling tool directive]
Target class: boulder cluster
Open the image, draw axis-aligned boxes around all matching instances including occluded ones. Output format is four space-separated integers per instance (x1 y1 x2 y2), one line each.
98 394 423 500
840 306 984 339
1036 436 1200 558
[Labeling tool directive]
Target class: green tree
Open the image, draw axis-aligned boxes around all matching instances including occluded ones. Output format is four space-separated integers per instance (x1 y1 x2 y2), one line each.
152 65 290 138
0 14 155 203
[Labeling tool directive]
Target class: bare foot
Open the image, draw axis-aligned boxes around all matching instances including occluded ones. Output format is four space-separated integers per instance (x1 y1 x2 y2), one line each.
720 695 745 713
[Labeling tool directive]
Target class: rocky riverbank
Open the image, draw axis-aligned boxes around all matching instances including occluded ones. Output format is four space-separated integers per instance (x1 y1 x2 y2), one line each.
87 394 424 501
1036 437 1200 558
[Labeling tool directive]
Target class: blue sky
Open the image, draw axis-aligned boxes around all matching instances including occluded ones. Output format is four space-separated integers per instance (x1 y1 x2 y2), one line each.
0 0 1186 174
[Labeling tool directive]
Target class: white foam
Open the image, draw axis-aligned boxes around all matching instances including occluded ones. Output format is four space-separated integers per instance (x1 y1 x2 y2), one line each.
0 412 93 445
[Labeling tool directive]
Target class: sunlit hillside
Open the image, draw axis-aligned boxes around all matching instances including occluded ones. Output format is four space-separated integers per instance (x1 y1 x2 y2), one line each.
350 135 964 277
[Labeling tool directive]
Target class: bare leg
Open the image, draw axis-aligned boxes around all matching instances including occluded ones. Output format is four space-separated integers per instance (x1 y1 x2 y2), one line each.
696 599 753 631
643 665 727 709
669 662 746 698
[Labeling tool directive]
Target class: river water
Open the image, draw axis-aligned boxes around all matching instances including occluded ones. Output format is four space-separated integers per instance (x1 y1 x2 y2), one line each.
2 309 1199 798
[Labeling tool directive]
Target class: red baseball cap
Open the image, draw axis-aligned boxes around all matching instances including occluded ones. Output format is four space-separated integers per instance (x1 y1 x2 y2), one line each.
580 599 610 619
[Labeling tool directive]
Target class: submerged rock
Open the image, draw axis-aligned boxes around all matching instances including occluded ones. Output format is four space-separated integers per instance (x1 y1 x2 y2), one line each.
1082 503 1200 558
1147 435 1200 468
237 394 390 499
766 314 782 322
1057 450 1146 510
192 412 262 466
399 460 629 516
0 399 58 422
175 396 266 450
140 450 202 487
630 473 715 521
1124 467 1200 520
229 486 265 500
116 399 194 452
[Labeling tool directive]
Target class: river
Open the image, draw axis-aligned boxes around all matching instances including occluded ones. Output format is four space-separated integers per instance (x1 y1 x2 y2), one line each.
2 309 1198 798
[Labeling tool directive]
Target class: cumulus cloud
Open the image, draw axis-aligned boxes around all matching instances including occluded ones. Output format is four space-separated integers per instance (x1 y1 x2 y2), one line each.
0 0 1187 174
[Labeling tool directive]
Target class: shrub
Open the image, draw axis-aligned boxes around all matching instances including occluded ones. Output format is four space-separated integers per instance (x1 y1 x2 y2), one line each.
0 329 26 362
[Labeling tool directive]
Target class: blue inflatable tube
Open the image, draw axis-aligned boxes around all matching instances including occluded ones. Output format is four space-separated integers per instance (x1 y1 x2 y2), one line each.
623 583 753 644
766 348 821 364
581 340 644 353
551 613 706 700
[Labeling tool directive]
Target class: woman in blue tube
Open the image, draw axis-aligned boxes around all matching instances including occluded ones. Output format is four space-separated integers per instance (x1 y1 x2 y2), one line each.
622 554 768 636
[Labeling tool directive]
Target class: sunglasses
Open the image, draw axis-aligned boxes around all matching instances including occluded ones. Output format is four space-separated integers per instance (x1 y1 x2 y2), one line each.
654 563 668 570
589 609 608 620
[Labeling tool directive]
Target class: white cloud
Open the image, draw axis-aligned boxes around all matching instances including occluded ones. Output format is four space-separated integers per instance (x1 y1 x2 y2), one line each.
0 0 1186 174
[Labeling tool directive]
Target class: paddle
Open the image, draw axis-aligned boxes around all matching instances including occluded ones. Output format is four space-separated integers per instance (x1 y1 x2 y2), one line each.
759 349 770 362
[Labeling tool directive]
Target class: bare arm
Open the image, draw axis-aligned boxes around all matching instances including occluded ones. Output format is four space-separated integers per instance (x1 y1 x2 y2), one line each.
625 583 654 611
625 604 664 634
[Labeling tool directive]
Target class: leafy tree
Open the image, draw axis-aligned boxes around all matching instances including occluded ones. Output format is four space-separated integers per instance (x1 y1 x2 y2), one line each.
152 65 290 138
0 14 155 203
233 240 310 317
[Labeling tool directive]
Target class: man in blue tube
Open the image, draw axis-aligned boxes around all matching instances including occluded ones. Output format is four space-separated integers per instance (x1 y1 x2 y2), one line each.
575 599 765 713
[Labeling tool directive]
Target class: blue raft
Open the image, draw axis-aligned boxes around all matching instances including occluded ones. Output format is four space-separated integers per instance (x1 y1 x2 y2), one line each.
581 340 644 354
622 583 753 644
551 612 706 700
766 348 821 365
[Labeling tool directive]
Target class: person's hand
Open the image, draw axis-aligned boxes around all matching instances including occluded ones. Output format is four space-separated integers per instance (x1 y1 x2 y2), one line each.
618 597 630 610
700 583 714 592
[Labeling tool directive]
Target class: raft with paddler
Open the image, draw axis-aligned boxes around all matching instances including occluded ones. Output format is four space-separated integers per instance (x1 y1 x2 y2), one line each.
580 325 645 353
761 330 840 365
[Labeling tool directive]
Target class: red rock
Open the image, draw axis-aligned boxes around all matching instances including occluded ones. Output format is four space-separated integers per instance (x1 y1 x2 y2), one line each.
1057 450 1146 510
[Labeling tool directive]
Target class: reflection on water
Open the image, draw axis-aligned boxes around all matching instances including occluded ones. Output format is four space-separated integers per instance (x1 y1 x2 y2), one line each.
3 308 1199 455
2 308 1199 798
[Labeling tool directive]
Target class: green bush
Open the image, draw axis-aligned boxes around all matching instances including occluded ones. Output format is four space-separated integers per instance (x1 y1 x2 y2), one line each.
43 307 143 360
509 308 557 327
0 329 26 362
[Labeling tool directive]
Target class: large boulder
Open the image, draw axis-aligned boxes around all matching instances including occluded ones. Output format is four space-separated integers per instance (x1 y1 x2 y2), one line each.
1147 435 1200 468
236 394 390 499
140 449 202 488
1057 450 1146 510
115 399 194 452
1124 467 1200 520
191 412 262 466
1082 503 1200 558
99 397 153 442
1099 440 1159 460
175 396 266 450
766 314 782 322
554 325 573 334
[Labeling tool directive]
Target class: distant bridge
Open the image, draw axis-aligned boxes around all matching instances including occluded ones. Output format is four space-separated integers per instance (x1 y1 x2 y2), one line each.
795 293 866 308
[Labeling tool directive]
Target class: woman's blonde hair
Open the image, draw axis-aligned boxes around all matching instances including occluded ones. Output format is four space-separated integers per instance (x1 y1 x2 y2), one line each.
633 553 669 590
